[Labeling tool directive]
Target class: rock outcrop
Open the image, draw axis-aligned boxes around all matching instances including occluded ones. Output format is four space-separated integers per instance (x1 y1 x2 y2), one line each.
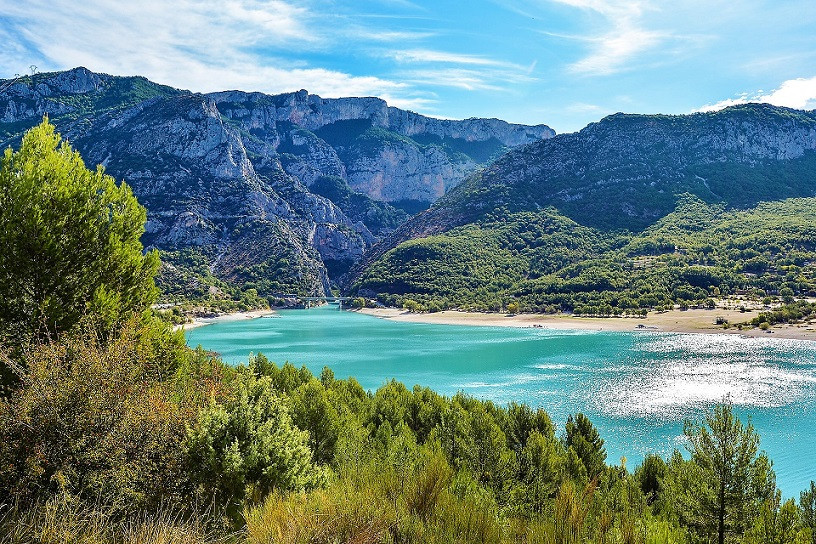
0 67 552 297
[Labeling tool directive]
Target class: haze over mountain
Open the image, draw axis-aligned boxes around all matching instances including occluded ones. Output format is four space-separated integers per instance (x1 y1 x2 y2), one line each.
0 67 552 299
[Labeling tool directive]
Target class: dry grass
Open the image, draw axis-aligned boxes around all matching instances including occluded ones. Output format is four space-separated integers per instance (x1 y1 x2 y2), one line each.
0 500 237 544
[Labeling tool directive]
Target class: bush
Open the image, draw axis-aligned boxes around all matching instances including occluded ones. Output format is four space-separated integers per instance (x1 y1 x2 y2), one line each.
185 367 327 518
0 318 195 512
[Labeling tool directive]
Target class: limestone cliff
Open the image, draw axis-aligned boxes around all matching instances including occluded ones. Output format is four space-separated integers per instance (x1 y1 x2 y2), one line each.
0 67 552 298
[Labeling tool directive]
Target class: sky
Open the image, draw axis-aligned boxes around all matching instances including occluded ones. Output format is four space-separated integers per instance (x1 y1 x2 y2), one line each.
1 0 815 133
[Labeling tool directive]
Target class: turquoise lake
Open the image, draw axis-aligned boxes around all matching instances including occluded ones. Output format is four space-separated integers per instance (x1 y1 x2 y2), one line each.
186 305 816 497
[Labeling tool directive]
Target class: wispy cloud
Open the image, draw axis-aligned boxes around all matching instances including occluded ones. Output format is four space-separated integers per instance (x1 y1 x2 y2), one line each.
696 76 816 112
384 48 536 93
387 49 519 68
352 29 437 42
564 102 604 113
0 0 430 105
401 68 508 91
568 26 665 75
546 0 671 76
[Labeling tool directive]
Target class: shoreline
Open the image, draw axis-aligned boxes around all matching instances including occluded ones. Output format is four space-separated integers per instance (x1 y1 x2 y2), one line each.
176 308 278 331
356 307 816 341
175 305 816 342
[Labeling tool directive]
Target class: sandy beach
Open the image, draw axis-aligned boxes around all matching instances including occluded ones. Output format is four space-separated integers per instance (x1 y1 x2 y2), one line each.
176 309 277 331
174 304 816 342
356 307 816 341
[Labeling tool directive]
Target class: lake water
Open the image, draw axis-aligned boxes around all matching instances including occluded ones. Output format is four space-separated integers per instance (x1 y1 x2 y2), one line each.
186 305 816 497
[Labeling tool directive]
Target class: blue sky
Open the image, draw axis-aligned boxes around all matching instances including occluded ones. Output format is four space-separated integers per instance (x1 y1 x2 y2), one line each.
1 0 815 133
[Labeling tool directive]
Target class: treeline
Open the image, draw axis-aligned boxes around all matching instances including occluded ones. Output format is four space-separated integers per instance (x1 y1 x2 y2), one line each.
353 196 816 320
752 300 816 327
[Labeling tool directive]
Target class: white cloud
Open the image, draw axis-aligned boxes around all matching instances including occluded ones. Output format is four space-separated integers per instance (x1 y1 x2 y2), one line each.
551 0 648 18
568 26 665 75
352 29 436 42
0 0 430 105
400 66 537 92
384 48 535 93
696 76 816 112
541 0 671 76
378 93 438 112
564 102 604 113
401 68 506 91
388 49 520 68
763 77 816 109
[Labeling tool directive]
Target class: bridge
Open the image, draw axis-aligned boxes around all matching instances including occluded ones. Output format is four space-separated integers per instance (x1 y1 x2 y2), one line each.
270 294 354 309
301 296 352 309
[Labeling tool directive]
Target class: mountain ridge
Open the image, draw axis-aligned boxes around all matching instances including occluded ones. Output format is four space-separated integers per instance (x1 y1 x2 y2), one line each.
0 67 552 301
350 103 816 312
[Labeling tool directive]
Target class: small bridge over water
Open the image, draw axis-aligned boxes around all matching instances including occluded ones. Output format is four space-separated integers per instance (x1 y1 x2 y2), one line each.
271 294 353 309
302 296 352 309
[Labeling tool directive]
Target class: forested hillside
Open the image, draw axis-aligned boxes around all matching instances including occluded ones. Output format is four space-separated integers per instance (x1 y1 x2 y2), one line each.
352 105 816 315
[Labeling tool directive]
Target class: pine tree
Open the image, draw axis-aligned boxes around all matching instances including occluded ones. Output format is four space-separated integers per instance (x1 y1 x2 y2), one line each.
683 403 776 544
565 413 607 480
0 118 159 352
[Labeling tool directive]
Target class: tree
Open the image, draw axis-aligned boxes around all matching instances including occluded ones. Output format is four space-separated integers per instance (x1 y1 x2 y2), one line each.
289 378 341 465
0 119 159 350
637 453 667 504
744 491 803 544
513 431 564 514
801 481 816 544
683 403 776 544
503 402 555 454
185 368 326 517
565 413 607 480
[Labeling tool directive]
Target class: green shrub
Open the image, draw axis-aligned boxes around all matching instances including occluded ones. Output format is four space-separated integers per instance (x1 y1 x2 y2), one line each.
185 368 327 518
0 319 195 512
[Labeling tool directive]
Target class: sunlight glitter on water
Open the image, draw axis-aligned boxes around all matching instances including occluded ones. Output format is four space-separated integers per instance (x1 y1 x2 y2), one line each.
597 334 816 418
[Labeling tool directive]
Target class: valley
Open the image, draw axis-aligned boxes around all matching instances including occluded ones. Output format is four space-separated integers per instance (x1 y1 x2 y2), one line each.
0 67 552 303
3 60 816 543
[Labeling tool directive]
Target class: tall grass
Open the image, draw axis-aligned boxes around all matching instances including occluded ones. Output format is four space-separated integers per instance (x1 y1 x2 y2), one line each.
0 499 237 544
244 448 503 544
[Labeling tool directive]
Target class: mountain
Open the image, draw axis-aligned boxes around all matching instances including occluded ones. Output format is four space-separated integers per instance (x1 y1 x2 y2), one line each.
351 105 816 313
0 67 553 300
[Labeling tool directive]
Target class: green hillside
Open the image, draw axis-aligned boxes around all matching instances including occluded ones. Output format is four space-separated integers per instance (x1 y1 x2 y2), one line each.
406 105 816 234
352 105 816 314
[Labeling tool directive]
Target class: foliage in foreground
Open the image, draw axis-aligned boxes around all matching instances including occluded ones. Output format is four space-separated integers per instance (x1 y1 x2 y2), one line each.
0 499 233 544
0 119 159 350
3 336 816 543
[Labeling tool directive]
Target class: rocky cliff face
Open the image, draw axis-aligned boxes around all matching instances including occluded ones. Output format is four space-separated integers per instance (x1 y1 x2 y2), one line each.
0 67 552 298
210 89 554 205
